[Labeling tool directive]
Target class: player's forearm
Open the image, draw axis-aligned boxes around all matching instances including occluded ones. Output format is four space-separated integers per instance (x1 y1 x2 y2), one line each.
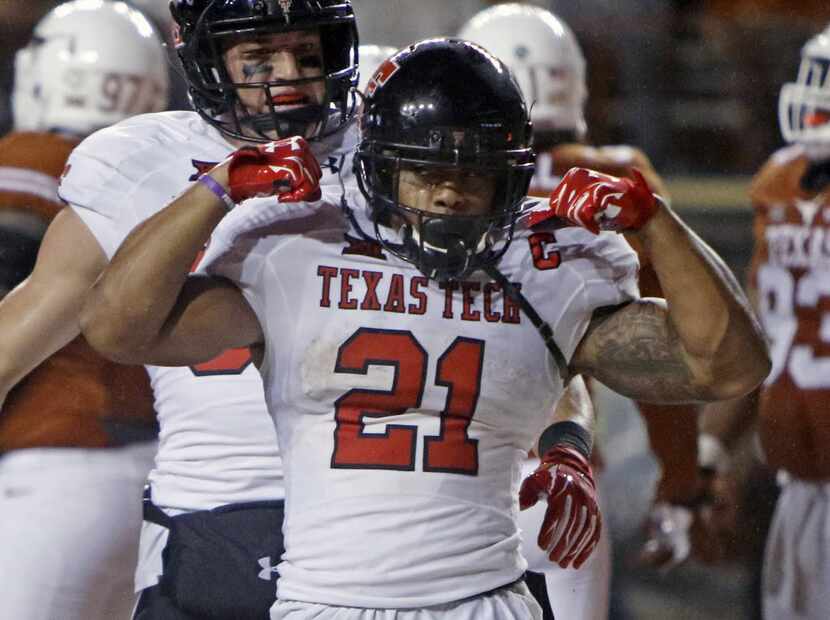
638 402 701 502
630 204 770 399
536 376 595 456
550 375 594 431
0 278 81 397
81 168 230 362
699 389 759 450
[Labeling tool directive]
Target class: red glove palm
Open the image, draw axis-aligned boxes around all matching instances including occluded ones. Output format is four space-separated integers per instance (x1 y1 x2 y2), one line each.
227 136 323 204
531 167 658 234
519 445 601 569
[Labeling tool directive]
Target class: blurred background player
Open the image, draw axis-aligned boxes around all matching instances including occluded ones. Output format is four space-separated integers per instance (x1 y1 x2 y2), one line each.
695 22 830 620
0 2 167 618
459 4 706 618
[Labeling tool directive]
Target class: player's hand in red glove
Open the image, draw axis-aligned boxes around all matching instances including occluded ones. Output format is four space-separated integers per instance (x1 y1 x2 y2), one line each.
227 136 322 204
519 444 601 569
531 166 659 234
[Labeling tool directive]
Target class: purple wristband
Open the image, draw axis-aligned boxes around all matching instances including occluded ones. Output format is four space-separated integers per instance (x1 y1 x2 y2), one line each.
198 174 235 211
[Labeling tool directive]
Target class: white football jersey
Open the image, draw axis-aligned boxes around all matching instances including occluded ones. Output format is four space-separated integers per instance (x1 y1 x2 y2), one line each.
59 111 357 510
201 183 639 608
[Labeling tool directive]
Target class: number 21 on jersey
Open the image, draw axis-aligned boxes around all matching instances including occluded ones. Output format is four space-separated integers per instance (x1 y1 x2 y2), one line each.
331 328 483 476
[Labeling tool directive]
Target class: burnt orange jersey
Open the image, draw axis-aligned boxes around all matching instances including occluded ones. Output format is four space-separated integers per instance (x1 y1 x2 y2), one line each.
750 145 830 479
0 131 78 222
0 131 156 450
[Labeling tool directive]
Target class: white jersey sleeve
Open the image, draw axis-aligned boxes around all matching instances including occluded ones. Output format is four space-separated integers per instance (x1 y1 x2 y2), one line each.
550 226 640 362
505 221 640 369
59 111 232 258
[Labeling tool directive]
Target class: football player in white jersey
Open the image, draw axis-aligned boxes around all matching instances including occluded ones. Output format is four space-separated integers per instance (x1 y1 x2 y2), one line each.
7 0 359 618
0 3 166 619
81 38 769 620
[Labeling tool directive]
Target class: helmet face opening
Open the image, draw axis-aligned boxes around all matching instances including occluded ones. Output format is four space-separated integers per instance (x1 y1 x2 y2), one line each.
356 150 533 282
173 0 358 143
780 28 830 147
354 39 535 282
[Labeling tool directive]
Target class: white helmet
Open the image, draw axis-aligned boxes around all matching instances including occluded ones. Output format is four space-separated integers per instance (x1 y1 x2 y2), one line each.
458 3 587 138
126 0 172 27
358 44 399 94
779 24 830 148
12 0 169 137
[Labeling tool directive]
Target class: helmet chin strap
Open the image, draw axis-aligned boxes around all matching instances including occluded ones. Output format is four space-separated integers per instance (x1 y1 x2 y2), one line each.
405 217 489 281
482 263 571 384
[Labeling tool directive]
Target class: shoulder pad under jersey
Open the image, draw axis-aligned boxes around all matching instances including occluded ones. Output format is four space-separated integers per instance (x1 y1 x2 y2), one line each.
58 111 225 216
750 145 809 209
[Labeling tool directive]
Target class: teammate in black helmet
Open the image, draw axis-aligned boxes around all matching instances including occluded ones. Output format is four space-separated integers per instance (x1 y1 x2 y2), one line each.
172 0 358 142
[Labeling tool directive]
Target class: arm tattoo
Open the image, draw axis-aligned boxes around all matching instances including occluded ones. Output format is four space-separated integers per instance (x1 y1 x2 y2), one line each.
575 299 704 403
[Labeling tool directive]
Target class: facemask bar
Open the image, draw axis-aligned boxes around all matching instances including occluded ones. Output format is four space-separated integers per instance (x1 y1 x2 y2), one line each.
780 56 830 146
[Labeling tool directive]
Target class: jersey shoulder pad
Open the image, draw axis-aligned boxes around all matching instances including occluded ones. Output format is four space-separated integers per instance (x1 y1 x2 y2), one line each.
518 213 639 277
58 111 213 215
750 145 808 209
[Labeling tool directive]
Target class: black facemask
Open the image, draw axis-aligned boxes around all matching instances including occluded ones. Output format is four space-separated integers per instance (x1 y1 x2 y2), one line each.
401 214 493 282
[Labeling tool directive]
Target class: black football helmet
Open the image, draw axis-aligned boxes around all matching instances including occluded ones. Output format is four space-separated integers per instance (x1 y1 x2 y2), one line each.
171 0 358 142
354 38 535 282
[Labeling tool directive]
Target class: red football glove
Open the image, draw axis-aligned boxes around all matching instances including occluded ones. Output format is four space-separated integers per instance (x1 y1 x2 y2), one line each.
227 136 322 204
519 445 601 569
531 166 658 234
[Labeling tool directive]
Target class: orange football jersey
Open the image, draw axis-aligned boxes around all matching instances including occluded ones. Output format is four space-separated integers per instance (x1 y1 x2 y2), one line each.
750 146 830 479
0 131 156 450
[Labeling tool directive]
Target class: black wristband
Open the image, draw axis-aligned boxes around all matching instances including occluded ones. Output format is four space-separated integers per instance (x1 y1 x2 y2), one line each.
538 421 592 460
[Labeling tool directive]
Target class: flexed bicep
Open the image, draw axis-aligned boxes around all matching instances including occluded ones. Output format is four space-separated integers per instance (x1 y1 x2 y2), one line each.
571 298 713 404
84 273 263 367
